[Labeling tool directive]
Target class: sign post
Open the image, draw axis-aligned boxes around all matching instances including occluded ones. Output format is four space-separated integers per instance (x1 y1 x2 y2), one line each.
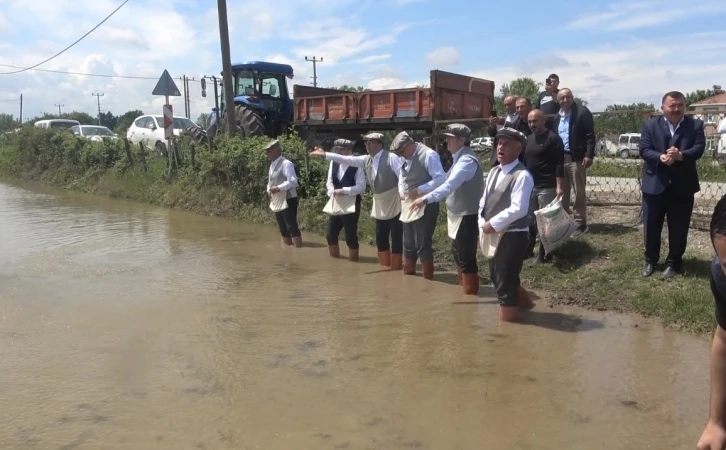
151 70 182 170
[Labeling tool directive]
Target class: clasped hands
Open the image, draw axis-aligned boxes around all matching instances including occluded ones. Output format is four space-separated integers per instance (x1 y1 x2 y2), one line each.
660 146 683 166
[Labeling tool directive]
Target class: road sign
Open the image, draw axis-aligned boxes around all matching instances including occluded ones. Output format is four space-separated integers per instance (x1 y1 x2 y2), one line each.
163 104 173 139
152 70 181 97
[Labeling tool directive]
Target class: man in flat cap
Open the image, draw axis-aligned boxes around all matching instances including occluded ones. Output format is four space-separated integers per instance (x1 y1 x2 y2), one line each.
321 139 367 261
479 127 535 322
409 124 485 295
310 132 404 269
265 139 303 248
390 131 446 279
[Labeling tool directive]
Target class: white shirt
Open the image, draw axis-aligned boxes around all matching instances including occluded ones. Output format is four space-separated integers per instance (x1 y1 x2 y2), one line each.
398 143 447 195
664 116 684 137
268 156 298 192
478 159 534 233
324 150 403 183
422 146 479 204
326 160 366 197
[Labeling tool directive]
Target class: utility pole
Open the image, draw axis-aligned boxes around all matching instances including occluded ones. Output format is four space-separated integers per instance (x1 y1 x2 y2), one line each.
217 0 236 135
55 103 64 116
183 75 188 118
304 56 323 87
19 93 23 124
92 93 104 125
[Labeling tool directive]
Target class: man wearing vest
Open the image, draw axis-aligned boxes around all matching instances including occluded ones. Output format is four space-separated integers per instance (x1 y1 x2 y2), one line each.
479 127 535 322
265 139 303 248
324 139 367 261
390 131 446 279
310 133 404 269
409 124 485 295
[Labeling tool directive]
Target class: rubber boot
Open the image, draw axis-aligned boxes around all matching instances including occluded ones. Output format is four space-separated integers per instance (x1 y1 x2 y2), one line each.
390 253 403 270
328 244 340 258
378 250 391 267
403 258 417 275
499 306 519 322
518 286 535 309
456 266 463 286
292 236 303 248
422 262 434 280
348 249 359 262
281 237 293 248
462 273 479 295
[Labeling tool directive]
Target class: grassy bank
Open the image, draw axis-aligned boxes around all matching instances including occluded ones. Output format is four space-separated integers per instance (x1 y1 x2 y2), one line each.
0 128 718 334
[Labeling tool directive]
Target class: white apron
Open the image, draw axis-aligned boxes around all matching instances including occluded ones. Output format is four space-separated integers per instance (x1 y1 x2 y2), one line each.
399 197 425 223
268 191 288 212
447 214 463 239
323 194 357 216
371 187 402 220
478 231 502 258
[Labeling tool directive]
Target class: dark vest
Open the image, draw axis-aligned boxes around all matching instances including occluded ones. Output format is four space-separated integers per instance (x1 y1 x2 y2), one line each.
332 162 359 190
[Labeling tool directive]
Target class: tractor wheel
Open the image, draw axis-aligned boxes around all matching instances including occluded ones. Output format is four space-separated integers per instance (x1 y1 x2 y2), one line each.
235 104 265 137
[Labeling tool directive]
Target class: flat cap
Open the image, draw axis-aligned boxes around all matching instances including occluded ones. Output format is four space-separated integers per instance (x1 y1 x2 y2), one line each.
363 132 384 141
390 131 414 152
263 139 280 151
441 123 471 138
332 138 354 148
496 127 527 146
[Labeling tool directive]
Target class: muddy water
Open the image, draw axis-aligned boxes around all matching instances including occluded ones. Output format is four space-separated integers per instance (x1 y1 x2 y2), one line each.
0 180 712 449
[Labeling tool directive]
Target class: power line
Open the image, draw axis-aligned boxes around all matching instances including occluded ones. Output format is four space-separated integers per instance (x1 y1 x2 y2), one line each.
0 63 203 83
0 0 129 75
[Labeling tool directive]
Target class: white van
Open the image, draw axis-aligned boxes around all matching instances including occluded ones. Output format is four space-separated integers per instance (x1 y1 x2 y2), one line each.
34 119 81 130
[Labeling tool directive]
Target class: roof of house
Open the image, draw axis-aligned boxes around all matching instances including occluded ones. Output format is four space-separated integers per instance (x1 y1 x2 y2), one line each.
692 92 726 106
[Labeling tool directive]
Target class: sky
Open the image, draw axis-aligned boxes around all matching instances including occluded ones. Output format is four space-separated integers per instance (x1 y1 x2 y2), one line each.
0 0 725 121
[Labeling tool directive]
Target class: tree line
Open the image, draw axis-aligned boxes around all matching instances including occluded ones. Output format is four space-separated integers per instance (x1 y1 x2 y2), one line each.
0 110 145 135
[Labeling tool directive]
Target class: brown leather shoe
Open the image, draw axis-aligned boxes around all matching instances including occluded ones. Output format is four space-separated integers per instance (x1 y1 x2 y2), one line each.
281 237 293 247
292 236 303 248
377 250 391 267
348 249 359 262
422 262 434 280
390 253 403 270
518 286 534 309
328 244 340 258
403 258 417 275
461 273 479 295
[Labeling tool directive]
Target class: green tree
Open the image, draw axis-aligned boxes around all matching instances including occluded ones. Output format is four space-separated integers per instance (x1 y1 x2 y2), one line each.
685 89 717 108
593 102 655 142
115 110 144 134
196 112 209 128
494 77 588 113
327 85 371 92
99 112 118 130
0 113 19 133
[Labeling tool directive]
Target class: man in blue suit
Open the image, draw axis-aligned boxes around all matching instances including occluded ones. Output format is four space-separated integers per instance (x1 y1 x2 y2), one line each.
639 91 705 280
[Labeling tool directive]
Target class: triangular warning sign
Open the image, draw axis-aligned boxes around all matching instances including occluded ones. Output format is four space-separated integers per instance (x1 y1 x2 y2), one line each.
152 70 182 96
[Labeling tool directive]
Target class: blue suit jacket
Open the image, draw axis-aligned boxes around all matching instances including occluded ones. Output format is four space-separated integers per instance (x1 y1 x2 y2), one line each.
639 115 705 196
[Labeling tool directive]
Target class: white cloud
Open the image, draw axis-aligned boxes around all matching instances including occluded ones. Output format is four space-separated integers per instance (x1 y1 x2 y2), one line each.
426 46 461 67
567 0 724 31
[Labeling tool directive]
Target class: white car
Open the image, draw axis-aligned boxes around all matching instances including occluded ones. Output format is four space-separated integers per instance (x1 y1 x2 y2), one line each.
126 114 196 154
471 136 493 149
70 125 118 141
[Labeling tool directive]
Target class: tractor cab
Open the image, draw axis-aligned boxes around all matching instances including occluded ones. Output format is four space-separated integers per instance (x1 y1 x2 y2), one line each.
218 61 294 137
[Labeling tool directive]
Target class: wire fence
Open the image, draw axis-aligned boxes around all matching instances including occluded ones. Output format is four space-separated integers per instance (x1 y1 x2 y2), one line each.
476 110 726 228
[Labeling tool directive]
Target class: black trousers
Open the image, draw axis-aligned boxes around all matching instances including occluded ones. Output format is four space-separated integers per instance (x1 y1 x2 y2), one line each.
488 231 529 307
274 196 301 238
452 214 479 274
375 214 403 253
642 186 694 269
402 202 440 263
326 195 362 249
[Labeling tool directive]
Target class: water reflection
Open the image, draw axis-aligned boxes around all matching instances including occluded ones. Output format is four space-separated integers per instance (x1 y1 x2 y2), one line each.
0 179 713 449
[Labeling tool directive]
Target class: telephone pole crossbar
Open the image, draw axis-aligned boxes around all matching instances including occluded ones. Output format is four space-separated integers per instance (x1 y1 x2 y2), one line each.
92 93 104 125
304 56 323 87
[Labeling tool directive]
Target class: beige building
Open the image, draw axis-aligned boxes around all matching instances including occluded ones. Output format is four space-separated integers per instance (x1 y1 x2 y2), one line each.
691 90 726 153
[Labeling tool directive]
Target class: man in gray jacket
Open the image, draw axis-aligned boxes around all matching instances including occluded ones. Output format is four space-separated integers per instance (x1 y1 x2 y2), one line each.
479 128 535 322
410 124 485 294
391 131 446 279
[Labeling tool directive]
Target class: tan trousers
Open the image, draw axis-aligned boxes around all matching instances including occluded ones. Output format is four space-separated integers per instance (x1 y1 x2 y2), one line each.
562 154 587 226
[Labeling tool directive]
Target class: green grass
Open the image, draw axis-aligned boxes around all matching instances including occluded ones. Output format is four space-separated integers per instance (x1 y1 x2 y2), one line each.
0 157 719 335
589 157 726 183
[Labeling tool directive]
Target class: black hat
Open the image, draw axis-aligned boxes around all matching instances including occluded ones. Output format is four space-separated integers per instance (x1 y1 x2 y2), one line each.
496 127 526 147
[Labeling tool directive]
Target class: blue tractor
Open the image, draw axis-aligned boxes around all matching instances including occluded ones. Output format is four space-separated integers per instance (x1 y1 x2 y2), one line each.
208 61 295 139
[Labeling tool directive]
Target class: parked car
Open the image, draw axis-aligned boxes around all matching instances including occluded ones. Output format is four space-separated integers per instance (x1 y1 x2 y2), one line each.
126 114 196 154
617 133 641 159
70 125 118 142
471 136 493 149
34 119 80 130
